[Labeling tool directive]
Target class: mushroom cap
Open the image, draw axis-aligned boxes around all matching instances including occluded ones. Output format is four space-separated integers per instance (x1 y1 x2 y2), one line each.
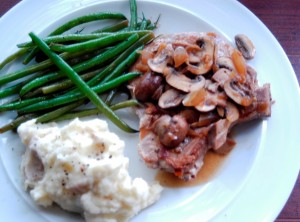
235 34 256 60
224 80 253 106
185 36 214 75
174 46 189 68
163 67 205 93
212 68 234 87
158 88 184 109
147 43 174 73
153 115 189 148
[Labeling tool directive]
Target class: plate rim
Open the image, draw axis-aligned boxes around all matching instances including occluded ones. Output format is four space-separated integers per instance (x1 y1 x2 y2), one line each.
0 0 299 222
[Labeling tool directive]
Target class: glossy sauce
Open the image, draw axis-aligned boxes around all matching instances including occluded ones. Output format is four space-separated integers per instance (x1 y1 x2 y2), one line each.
156 151 228 188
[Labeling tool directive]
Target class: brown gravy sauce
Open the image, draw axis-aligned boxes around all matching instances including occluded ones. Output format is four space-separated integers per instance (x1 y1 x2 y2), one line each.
155 151 229 188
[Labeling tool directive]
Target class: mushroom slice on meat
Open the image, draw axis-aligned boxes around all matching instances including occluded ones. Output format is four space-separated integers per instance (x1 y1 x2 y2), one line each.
163 67 205 93
235 34 256 60
182 88 206 107
191 112 220 128
183 86 227 112
212 68 234 87
214 57 236 72
224 80 254 106
148 43 174 73
186 36 214 75
174 46 189 68
158 88 184 109
213 36 235 70
194 91 227 112
205 79 219 93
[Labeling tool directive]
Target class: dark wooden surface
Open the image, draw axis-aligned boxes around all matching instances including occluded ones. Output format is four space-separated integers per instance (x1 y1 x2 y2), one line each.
0 0 299 221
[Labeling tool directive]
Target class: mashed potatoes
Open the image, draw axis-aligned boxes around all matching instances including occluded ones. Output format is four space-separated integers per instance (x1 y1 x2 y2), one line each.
18 118 162 222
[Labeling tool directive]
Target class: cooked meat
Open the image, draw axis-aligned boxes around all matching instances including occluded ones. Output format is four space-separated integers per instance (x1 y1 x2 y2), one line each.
129 32 272 181
239 83 272 122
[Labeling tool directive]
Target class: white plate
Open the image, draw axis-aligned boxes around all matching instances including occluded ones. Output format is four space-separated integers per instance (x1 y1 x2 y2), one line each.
0 0 299 222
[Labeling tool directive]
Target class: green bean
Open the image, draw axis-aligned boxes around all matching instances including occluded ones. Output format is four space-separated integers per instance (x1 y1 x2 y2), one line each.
0 48 29 70
17 30 148 48
19 72 140 114
0 85 21 99
20 34 139 95
83 32 154 89
50 12 127 36
22 47 40 65
101 46 140 83
129 0 138 30
92 20 128 33
36 100 87 123
42 40 142 94
41 68 103 95
28 32 137 133
0 114 37 134
121 19 150 31
50 32 139 53
0 49 94 86
23 12 128 65
0 97 48 111
139 14 148 30
17 33 113 48
147 15 160 30
54 99 140 122
0 67 54 99
22 53 105 98
66 33 153 95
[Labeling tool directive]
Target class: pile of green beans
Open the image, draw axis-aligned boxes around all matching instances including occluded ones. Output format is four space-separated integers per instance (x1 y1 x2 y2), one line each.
0 0 158 133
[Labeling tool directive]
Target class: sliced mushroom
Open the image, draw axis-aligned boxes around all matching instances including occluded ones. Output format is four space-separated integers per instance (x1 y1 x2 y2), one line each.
205 79 219 93
235 34 256 60
212 68 234 87
191 112 220 128
213 36 236 72
185 36 214 75
183 86 227 112
153 115 189 148
174 46 188 67
148 43 174 73
158 88 184 109
163 67 205 92
214 56 236 72
182 88 206 107
224 80 254 106
246 65 258 89
194 91 227 112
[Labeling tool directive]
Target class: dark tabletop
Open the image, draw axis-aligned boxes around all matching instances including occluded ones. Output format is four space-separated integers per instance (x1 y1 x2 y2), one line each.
0 0 299 221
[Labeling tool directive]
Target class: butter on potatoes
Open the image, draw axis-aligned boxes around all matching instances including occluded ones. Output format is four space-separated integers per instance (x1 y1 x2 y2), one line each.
18 118 162 222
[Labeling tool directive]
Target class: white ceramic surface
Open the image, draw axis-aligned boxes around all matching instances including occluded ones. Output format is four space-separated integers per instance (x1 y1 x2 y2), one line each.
0 0 299 222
